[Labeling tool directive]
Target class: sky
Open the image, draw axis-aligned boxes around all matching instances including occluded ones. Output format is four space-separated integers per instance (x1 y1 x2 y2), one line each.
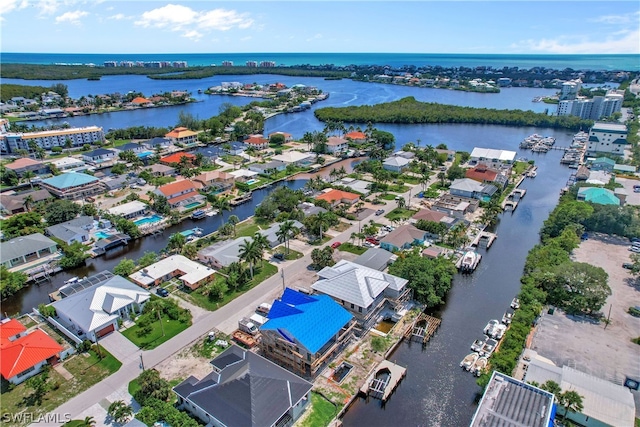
1 0 639 54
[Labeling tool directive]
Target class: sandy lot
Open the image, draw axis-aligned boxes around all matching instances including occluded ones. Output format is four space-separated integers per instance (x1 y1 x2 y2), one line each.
529 234 640 414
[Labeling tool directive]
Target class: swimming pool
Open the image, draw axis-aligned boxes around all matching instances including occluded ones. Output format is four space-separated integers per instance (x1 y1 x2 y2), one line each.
95 231 111 240
246 178 260 185
137 151 153 158
134 214 163 226
184 201 202 210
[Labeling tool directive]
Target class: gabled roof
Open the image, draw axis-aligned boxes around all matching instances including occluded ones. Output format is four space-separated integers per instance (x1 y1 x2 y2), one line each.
0 319 26 343
261 288 353 354
5 158 44 170
157 179 197 197
315 189 359 204
84 148 115 157
0 329 63 379
52 275 150 333
174 346 312 427
41 172 98 190
0 233 57 264
380 224 427 249
45 216 93 241
160 152 195 164
313 260 407 308
577 187 620 205
353 248 397 271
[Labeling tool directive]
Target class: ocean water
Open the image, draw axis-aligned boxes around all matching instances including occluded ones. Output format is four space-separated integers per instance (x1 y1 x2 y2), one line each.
2 52 639 71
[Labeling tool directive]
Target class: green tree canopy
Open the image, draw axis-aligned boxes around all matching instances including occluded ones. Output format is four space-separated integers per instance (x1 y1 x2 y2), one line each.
44 199 81 225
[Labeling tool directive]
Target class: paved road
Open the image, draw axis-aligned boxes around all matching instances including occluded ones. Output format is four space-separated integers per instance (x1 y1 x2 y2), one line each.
37 193 415 425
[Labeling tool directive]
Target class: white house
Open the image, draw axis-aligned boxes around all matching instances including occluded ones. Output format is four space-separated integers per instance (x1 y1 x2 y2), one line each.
129 255 215 290
586 122 628 156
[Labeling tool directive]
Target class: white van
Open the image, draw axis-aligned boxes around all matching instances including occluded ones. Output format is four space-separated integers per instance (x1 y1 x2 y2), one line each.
256 303 272 316
249 313 268 327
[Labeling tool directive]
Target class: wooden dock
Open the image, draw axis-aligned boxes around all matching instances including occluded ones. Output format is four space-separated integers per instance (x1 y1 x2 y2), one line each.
403 313 442 345
359 360 407 402
471 231 497 248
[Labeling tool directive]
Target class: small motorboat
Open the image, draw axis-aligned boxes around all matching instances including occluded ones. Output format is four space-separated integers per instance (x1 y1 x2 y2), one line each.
460 353 479 371
459 250 479 272
511 298 521 310
480 339 498 357
64 277 80 285
502 311 513 325
492 324 507 340
483 319 500 336
472 357 488 376
471 339 485 352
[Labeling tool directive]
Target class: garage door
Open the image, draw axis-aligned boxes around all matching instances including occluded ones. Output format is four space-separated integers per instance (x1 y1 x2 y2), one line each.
96 324 115 338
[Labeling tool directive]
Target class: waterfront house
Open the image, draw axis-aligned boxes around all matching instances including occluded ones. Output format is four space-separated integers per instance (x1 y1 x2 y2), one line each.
260 288 355 378
82 148 116 165
382 155 411 173
118 142 149 154
145 137 172 151
315 188 360 207
155 179 203 209
524 358 635 427
190 146 225 162
0 319 64 385
225 141 248 155
48 157 87 172
449 178 498 200
588 157 615 172
165 127 198 146
244 135 269 150
332 177 372 196
129 255 215 290
380 224 430 252
52 273 150 342
174 345 313 427
432 194 479 218
297 202 327 217
40 172 106 200
197 237 253 269
268 131 294 142
0 233 59 271
192 170 235 193
259 220 305 248
130 96 152 107
344 131 366 143
45 215 93 245
248 160 287 176
0 189 53 215
435 148 456 162
353 247 397 271
159 152 196 166
410 208 457 238
470 371 554 427
586 122 628 156
145 163 176 177
576 187 621 206
107 200 148 220
312 260 410 329
4 157 49 176
469 147 516 168
271 151 314 166
325 136 349 154
465 163 509 189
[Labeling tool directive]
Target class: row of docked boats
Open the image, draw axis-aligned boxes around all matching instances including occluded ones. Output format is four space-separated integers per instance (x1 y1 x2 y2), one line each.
460 297 520 376
519 134 556 152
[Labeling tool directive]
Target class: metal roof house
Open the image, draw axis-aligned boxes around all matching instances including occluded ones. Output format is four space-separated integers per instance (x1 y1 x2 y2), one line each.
312 260 409 329
0 233 59 271
174 345 313 427
576 187 621 206
470 371 555 427
51 274 150 342
44 215 93 245
197 237 254 269
353 247 397 271
259 220 304 248
40 172 106 200
260 288 355 378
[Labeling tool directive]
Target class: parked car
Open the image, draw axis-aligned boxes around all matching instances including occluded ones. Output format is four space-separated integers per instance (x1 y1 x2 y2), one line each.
273 253 285 260
331 241 341 249
634 185 640 193
375 209 385 216
629 246 640 253
622 262 634 269
366 237 380 245
156 287 169 297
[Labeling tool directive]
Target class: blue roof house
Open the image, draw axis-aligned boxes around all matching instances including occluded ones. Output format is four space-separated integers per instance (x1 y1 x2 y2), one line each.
40 172 106 200
577 187 621 205
259 288 354 378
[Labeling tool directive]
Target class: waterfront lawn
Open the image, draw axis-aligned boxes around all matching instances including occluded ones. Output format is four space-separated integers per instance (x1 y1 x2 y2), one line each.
121 316 191 350
110 139 132 147
177 263 278 311
512 161 529 175
385 208 418 221
0 347 121 427
236 221 261 237
338 242 367 255
298 392 338 427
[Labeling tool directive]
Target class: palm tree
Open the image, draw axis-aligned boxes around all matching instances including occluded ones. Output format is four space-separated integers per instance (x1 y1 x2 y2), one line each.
64 137 73 154
145 299 165 336
315 211 333 241
22 171 35 189
181 243 197 259
167 233 186 253
276 220 299 255
350 232 357 245
211 195 231 222
239 239 261 279
228 215 240 236
80 416 96 427
252 232 270 265
558 390 584 420
397 197 406 210
23 194 34 212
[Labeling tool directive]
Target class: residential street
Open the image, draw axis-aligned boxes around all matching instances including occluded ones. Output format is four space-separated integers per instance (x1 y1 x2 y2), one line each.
35 192 413 425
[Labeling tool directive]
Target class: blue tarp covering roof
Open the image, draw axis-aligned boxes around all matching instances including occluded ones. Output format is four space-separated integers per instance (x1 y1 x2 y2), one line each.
261 288 353 354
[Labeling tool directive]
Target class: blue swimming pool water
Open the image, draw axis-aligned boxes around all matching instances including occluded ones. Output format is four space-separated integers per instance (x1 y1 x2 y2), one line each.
246 178 260 185
184 201 202 210
137 151 153 158
95 231 111 239
133 214 163 226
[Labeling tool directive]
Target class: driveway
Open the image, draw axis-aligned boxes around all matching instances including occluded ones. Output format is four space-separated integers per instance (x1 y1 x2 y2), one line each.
99 331 141 365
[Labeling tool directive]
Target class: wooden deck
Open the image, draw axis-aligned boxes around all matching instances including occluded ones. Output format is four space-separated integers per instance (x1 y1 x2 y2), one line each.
359 360 407 402
403 313 442 345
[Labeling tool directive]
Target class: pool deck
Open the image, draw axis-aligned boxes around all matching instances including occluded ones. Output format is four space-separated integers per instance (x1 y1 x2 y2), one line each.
359 360 407 402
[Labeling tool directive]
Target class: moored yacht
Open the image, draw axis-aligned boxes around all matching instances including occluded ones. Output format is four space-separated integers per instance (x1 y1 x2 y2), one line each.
460 352 479 371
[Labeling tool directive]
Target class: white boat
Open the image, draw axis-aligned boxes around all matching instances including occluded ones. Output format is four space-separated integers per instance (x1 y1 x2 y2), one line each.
459 250 479 272
64 277 79 285
471 339 485 352
460 353 479 371
502 311 513 325
472 357 488 376
492 324 507 340
480 339 498 357
511 298 521 310
483 319 500 336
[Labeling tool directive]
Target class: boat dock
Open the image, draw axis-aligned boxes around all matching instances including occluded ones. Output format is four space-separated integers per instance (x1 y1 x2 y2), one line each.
456 251 482 272
403 313 442 344
89 233 131 257
359 360 407 402
471 231 497 248
502 188 526 211
229 192 252 206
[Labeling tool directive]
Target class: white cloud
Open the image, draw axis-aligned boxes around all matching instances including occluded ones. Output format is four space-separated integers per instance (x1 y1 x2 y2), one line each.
512 28 640 54
55 10 89 25
590 11 640 25
135 4 253 40
38 0 61 16
108 13 127 21
0 0 28 21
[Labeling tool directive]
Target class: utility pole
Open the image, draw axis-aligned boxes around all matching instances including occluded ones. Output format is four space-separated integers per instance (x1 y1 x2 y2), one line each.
280 268 285 293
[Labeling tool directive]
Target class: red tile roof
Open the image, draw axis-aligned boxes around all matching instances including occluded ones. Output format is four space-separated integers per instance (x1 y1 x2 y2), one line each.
157 179 197 197
131 97 152 104
5 158 44 170
345 131 366 140
465 164 498 182
165 127 197 139
245 136 269 145
316 189 360 204
160 152 196 164
0 319 26 344
0 329 63 379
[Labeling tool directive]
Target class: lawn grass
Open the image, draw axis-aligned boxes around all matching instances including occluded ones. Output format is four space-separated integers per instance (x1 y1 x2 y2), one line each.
273 247 304 260
128 378 140 397
400 175 420 185
310 235 332 246
380 193 397 200
338 242 367 255
121 317 191 350
298 392 338 427
0 347 121 427
235 221 261 237
513 161 529 175
176 263 278 311
385 207 418 221
332 221 352 232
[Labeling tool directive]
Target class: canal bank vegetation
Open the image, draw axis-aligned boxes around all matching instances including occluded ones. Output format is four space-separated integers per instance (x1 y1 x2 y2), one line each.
314 96 592 130
476 188 630 388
